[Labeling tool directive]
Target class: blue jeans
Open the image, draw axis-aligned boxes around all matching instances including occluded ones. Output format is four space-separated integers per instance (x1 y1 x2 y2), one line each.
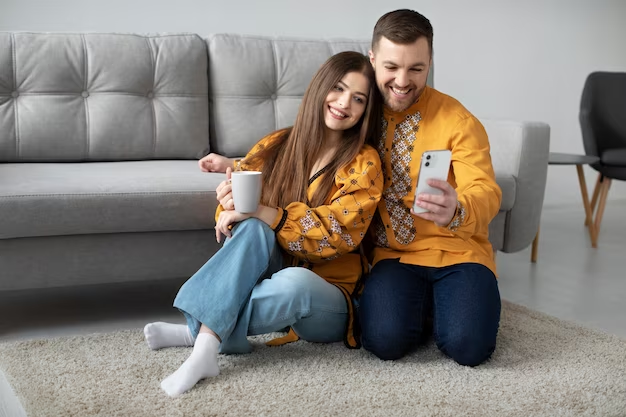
173 218 348 354
358 258 501 366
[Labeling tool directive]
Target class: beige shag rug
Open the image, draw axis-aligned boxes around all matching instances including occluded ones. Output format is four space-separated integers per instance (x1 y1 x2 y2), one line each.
0 300 625 417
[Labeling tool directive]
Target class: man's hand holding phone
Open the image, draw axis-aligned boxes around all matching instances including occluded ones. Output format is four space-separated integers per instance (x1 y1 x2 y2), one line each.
411 150 457 227
412 179 458 227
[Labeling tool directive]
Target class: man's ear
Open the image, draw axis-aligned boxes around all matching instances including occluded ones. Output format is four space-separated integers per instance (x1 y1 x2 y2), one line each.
368 50 375 67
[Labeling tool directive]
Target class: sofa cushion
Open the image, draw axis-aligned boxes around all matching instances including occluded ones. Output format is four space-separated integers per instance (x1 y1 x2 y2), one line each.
0 162 223 239
0 33 209 162
206 34 373 158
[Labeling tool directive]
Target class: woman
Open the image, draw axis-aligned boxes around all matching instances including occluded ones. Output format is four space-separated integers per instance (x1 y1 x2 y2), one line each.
144 51 383 397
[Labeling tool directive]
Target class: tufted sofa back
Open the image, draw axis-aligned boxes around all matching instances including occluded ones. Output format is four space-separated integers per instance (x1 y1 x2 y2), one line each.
0 33 209 162
205 34 434 157
205 34 371 157
0 32 434 163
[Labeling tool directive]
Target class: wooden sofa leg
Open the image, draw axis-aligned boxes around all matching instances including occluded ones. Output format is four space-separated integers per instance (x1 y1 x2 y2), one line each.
531 228 539 263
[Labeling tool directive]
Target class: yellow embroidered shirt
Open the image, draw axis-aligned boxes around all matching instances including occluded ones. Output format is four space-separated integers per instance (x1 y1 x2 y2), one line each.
216 132 384 347
371 86 502 275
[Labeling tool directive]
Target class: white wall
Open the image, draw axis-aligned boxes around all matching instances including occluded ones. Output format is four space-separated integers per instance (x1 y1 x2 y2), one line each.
2 0 625 206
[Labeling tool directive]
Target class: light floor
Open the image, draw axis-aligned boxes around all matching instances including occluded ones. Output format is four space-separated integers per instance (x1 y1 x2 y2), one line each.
0 201 625 343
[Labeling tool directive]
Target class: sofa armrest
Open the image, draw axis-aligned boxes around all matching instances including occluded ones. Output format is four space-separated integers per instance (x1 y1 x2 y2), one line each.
484 119 551 253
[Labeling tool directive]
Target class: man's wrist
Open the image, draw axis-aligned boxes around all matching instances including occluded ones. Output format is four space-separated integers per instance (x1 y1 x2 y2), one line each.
446 200 466 232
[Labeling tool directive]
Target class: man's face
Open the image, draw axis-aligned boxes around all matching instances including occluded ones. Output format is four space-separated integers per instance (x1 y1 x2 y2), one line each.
369 36 431 112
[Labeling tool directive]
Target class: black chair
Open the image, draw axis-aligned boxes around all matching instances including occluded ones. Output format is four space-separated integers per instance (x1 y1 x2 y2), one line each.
579 71 626 241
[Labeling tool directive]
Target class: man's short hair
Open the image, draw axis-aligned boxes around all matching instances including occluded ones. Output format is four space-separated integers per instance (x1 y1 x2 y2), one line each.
371 9 434 55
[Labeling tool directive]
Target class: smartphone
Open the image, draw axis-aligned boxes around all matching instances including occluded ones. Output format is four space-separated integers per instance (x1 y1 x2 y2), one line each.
412 150 452 214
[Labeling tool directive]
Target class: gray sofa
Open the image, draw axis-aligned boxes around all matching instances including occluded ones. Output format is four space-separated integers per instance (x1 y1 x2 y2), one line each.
0 32 550 292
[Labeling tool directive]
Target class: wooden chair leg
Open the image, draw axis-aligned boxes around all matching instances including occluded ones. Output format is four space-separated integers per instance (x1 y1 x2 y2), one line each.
591 178 611 248
531 228 539 263
576 165 593 228
587 173 602 226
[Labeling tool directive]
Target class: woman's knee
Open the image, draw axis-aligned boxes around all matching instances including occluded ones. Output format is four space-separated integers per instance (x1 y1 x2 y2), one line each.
232 217 271 236
269 268 317 297
227 218 277 253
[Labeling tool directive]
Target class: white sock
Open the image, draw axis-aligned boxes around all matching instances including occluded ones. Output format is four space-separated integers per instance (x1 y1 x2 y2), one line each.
160 333 221 397
144 322 195 350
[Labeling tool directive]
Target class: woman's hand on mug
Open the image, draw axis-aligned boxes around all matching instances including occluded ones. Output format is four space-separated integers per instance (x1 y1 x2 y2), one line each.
215 210 251 243
216 167 234 210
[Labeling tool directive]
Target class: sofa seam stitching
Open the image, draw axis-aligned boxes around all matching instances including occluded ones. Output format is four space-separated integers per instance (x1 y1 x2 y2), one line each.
145 37 157 158
2 32 199 39
1 191 215 198
270 39 278 129
11 33 19 159
211 94 300 99
222 34 367 44
81 34 90 159
0 92 207 97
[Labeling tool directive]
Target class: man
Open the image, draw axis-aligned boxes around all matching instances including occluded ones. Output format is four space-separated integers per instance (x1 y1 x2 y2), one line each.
359 9 501 366
199 9 502 367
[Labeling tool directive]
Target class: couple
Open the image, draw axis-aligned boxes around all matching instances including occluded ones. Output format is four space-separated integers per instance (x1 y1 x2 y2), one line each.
145 9 503 397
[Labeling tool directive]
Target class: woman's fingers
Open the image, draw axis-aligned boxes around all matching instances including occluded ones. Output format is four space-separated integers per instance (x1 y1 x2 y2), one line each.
215 212 235 243
216 181 235 210
216 181 231 200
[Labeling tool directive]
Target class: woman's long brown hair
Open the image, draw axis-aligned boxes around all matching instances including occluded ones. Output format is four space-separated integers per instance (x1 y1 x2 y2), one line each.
246 51 381 209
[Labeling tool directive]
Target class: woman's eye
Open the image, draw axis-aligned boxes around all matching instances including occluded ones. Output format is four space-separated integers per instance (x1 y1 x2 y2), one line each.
334 86 343 91
354 97 364 103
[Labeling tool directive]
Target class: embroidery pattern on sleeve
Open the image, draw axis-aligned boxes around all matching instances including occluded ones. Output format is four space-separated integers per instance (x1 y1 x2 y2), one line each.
328 214 342 234
299 210 316 232
447 200 466 232
284 157 382 262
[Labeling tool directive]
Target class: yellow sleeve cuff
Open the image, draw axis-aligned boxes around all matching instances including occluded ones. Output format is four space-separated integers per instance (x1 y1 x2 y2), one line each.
270 207 288 231
446 200 466 232
214 204 224 225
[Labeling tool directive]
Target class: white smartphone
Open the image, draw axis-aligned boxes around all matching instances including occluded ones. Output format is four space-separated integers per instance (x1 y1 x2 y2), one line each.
412 150 452 214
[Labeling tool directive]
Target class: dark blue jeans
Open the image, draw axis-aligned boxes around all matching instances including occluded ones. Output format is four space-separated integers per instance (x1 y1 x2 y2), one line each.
358 259 501 366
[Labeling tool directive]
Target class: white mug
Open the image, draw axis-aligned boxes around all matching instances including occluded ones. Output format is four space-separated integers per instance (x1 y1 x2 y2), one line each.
231 171 262 213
